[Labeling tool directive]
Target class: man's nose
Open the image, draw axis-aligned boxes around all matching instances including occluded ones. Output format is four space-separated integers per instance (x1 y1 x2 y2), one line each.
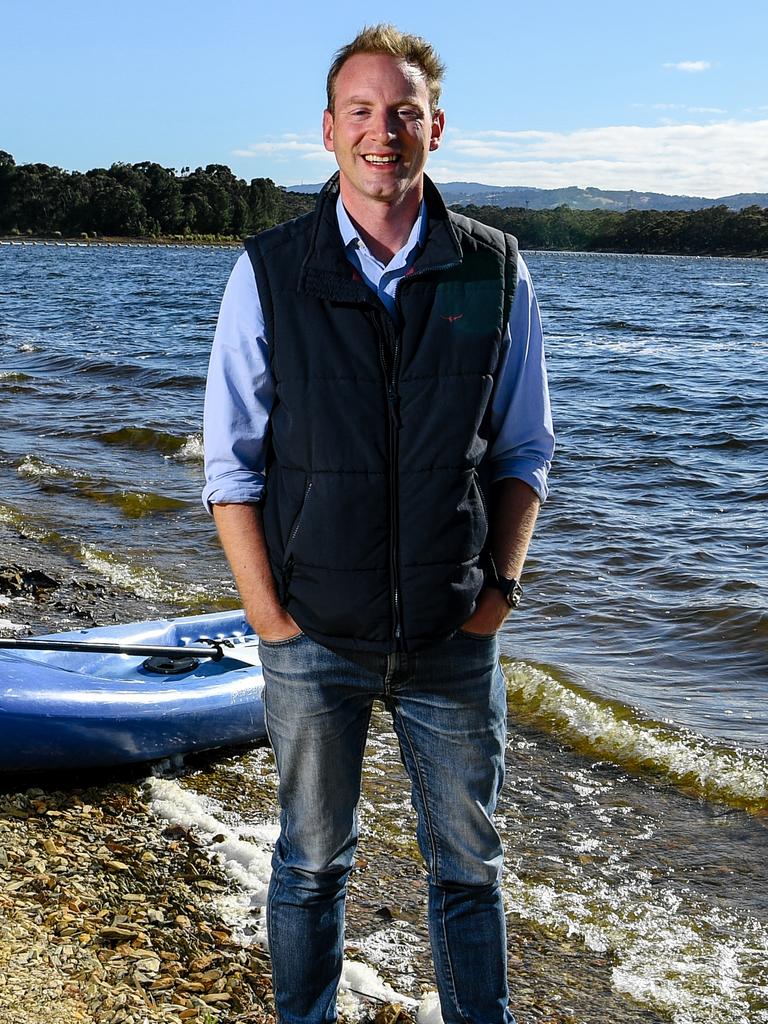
368 111 397 141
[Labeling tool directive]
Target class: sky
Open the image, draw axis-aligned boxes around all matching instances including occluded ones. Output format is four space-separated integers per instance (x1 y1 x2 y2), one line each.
2 0 766 198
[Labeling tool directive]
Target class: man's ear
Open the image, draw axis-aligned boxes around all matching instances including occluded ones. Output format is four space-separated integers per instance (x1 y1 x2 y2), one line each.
323 109 335 153
429 109 445 152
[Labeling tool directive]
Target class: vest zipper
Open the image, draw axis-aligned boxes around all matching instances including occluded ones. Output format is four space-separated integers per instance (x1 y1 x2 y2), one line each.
376 316 403 648
285 478 313 554
473 472 489 534
375 256 461 649
280 478 313 603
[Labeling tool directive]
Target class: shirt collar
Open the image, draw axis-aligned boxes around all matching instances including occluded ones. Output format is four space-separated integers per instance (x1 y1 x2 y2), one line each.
335 195 427 264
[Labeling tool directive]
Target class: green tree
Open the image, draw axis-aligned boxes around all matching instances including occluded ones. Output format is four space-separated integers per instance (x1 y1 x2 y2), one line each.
0 150 17 231
131 162 183 233
82 172 146 235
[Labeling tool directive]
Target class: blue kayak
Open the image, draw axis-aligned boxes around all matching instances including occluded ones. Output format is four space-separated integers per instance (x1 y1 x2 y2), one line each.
0 610 266 772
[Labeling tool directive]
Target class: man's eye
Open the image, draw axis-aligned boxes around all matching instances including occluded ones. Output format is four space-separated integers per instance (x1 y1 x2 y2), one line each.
398 109 420 120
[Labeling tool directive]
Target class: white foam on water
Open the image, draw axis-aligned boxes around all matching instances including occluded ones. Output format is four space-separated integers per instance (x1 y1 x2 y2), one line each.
417 991 444 1024
0 617 27 633
171 433 204 462
353 926 423 995
341 960 416 1009
146 777 427 1018
503 866 768 1024
0 502 50 541
79 544 206 605
17 454 66 479
504 662 768 811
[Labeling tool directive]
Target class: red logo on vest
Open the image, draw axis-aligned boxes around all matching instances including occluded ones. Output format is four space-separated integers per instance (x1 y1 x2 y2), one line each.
440 313 465 323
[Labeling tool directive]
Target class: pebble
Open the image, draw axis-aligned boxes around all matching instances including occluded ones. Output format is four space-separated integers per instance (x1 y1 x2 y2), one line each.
0 782 276 1024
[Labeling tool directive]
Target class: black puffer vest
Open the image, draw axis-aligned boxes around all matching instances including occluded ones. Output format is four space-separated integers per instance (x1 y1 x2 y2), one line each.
245 174 517 653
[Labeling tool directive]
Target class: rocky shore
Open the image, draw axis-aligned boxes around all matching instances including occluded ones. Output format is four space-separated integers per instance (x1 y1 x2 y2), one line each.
0 521 278 1024
0 782 275 1024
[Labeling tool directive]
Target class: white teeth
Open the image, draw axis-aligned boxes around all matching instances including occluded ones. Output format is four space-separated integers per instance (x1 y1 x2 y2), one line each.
364 155 398 164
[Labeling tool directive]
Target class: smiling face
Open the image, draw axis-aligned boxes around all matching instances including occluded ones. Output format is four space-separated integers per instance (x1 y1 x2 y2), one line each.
322 53 444 218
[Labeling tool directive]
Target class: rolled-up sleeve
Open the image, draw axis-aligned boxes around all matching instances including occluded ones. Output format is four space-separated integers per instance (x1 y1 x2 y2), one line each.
202 252 274 513
488 254 555 502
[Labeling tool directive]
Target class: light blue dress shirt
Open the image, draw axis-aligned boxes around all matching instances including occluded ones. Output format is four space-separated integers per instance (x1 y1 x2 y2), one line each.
203 198 554 510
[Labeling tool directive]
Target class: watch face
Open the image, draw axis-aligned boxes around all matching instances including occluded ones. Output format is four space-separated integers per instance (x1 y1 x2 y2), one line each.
488 574 523 607
495 576 522 608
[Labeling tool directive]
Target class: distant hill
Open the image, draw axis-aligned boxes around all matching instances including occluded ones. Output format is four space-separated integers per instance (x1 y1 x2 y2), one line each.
284 181 768 212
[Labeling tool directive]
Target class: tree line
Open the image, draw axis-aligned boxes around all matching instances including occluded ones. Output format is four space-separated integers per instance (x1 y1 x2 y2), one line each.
1 151 766 254
0 151 313 239
452 202 768 256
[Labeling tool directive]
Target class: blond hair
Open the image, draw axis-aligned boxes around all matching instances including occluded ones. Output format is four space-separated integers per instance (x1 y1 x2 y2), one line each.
326 24 446 114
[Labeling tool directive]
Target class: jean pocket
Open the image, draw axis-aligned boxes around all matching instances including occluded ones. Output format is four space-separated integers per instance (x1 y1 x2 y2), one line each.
258 631 306 649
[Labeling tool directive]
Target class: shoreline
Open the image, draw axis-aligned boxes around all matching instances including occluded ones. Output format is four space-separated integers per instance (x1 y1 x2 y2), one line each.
1 236 765 259
0 236 241 251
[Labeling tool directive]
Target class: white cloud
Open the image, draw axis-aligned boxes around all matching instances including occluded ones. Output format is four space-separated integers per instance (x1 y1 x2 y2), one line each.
233 135 334 164
429 119 768 197
641 103 725 115
663 60 712 73
231 120 767 197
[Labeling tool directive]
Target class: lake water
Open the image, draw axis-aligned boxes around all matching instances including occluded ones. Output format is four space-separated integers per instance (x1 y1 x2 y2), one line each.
1 240 767 1023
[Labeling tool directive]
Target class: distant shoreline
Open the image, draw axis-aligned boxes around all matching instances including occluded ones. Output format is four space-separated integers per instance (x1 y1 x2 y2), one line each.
0 235 241 250
1 235 764 259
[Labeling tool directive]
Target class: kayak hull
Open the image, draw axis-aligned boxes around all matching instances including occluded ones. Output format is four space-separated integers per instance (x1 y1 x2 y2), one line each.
0 610 266 772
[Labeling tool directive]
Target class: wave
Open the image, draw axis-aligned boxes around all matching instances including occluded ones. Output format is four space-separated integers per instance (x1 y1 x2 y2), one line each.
16 455 188 518
17 455 72 480
0 500 238 611
0 370 36 395
699 434 768 452
79 545 208 605
20 351 204 391
503 661 768 814
596 320 653 333
0 501 69 551
97 427 203 461
176 434 204 462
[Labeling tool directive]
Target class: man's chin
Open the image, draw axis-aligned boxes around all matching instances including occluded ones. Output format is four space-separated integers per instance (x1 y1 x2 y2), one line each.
341 173 419 207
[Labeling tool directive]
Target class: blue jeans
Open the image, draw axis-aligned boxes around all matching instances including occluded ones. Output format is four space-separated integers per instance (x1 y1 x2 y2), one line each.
259 629 513 1024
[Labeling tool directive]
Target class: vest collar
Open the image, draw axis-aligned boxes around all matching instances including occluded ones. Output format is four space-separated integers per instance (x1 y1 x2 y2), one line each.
298 172 462 303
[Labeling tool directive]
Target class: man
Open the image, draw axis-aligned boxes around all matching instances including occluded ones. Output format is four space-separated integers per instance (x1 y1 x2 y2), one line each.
203 24 553 1024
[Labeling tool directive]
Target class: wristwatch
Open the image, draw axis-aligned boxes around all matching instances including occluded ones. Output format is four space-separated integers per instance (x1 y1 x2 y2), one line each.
488 575 523 609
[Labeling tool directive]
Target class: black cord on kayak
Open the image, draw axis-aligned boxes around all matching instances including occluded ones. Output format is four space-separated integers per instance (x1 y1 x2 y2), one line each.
195 637 233 662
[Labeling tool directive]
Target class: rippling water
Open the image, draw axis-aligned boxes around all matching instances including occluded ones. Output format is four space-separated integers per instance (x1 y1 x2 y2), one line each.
1 242 764 748
523 251 768 754
2 240 767 1022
